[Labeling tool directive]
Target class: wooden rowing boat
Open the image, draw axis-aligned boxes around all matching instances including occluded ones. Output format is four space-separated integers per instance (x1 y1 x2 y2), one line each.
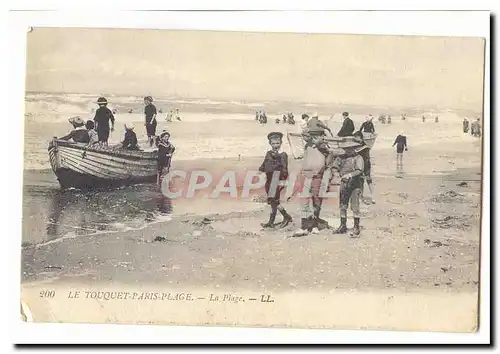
287 132 377 159
48 139 159 189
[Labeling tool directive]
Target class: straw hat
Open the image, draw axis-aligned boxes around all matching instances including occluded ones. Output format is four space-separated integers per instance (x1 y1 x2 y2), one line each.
124 123 134 130
68 116 85 126
311 112 319 118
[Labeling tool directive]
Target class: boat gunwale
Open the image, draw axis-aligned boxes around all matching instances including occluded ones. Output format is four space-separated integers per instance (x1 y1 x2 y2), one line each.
50 139 159 161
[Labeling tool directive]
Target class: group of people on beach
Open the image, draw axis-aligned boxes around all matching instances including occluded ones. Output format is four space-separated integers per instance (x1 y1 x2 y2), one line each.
259 111 384 238
463 117 482 137
59 96 176 184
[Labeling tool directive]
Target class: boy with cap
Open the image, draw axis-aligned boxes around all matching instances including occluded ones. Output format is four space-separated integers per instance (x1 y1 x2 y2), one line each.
337 112 355 137
93 97 115 145
329 139 364 237
258 132 293 228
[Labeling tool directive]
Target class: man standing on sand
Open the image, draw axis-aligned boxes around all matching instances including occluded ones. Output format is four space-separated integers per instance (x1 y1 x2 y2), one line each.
337 112 355 137
329 140 364 238
393 132 408 177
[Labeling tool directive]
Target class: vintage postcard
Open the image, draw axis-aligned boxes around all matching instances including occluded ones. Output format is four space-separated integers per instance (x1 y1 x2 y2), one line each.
20 25 486 333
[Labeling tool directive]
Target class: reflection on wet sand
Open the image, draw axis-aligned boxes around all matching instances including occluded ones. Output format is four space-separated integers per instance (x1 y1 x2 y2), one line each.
23 181 174 246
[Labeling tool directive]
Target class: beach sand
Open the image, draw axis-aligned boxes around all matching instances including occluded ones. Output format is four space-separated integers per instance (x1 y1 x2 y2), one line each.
21 135 482 330
20 93 483 329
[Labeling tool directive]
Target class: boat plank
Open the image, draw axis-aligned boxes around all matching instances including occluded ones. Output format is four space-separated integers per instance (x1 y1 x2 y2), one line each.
63 156 122 180
60 148 150 178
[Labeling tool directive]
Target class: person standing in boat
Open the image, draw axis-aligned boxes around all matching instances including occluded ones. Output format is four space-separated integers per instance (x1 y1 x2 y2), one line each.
358 115 375 134
337 112 355 137
93 97 115 146
85 120 99 146
59 116 90 143
121 124 140 150
144 96 157 147
156 130 176 184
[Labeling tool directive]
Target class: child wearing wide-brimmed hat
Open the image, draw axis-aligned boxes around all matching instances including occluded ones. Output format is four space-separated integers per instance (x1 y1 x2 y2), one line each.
93 97 115 145
59 116 90 144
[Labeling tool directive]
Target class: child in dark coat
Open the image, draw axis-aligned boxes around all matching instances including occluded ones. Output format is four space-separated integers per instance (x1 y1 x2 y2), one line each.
258 132 292 228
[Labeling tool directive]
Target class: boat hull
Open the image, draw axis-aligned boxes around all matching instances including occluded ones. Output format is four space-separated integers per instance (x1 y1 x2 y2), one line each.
48 139 159 189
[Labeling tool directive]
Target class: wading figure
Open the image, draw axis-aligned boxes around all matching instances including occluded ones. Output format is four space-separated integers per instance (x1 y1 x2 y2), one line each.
463 117 469 133
258 132 293 229
393 132 408 177
330 140 364 237
156 130 175 214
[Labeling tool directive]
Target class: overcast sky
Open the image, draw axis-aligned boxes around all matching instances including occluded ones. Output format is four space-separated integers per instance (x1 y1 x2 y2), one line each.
26 27 485 110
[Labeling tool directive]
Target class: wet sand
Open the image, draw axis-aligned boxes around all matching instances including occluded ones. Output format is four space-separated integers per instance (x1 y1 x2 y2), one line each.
22 138 482 293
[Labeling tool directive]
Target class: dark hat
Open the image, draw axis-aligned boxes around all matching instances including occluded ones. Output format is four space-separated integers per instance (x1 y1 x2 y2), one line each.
301 113 309 119
342 112 349 117
96 97 108 104
144 96 153 102
267 132 283 140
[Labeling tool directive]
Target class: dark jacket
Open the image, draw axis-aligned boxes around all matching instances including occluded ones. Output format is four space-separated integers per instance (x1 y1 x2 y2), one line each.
337 117 355 137
145 103 157 124
122 130 139 150
259 151 288 181
359 121 375 133
156 139 176 171
60 127 90 143
94 107 115 131
393 135 408 153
